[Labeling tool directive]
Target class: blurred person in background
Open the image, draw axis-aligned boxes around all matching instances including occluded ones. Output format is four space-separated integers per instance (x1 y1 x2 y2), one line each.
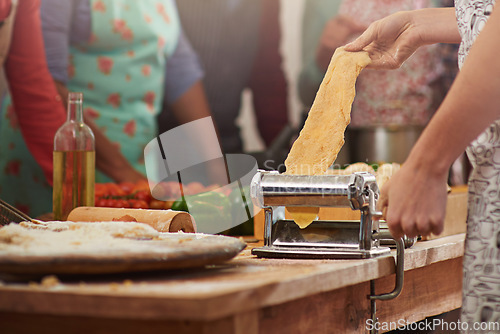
158 0 289 157
299 0 445 167
0 0 67 214
0 0 214 216
0 0 150 216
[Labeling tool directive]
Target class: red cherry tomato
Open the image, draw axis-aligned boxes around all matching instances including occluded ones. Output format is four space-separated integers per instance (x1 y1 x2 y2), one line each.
128 199 149 209
110 199 123 208
99 198 115 208
95 197 107 207
115 199 130 208
136 200 149 209
95 183 108 198
106 183 126 197
134 190 152 202
118 182 135 194
132 180 150 193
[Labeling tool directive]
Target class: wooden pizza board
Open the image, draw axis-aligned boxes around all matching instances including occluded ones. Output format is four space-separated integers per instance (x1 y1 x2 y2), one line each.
0 232 246 276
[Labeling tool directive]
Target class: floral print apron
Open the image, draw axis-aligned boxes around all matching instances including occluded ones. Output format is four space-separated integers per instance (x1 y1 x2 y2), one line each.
455 0 500 330
0 0 179 216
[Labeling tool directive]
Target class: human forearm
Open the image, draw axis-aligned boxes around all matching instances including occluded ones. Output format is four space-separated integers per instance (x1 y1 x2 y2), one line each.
410 7 461 45
345 7 460 69
406 6 500 176
169 81 227 184
53 80 68 107
170 80 212 124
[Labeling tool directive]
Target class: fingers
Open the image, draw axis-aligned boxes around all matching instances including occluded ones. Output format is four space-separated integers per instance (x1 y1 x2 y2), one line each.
344 35 400 70
343 25 374 52
400 219 419 239
379 180 447 239
388 215 419 239
415 212 442 237
415 216 431 237
430 218 444 236
378 181 404 239
364 51 401 70
387 219 405 240
376 184 388 213
388 212 445 239
427 213 445 236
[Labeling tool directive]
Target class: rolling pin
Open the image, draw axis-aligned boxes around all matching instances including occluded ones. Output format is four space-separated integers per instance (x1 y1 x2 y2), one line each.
67 207 196 233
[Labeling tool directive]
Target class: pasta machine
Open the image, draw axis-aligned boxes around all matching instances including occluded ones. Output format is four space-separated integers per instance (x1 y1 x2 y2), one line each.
250 170 408 301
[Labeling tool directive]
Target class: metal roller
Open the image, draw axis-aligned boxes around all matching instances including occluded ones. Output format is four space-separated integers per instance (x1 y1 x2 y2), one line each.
250 170 379 210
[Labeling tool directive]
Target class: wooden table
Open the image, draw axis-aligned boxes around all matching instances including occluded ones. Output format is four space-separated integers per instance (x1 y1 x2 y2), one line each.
0 234 465 334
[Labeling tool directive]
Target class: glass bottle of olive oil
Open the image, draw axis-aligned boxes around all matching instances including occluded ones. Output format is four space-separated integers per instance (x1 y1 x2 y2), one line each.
53 92 95 220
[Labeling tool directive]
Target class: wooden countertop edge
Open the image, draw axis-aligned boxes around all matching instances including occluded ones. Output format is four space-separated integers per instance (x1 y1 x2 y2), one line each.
0 234 465 321
402 233 465 270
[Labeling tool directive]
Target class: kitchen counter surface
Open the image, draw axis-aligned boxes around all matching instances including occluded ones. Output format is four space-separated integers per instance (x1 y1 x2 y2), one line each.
0 234 465 334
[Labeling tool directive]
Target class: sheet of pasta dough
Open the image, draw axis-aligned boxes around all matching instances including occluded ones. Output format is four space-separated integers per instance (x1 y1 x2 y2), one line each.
285 48 371 228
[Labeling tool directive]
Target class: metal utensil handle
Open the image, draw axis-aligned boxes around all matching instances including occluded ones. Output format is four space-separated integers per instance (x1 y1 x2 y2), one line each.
0 198 33 225
369 231 404 301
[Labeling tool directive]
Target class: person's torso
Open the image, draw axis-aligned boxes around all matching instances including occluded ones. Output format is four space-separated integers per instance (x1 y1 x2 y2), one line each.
68 0 180 179
174 0 260 134
455 0 496 68
456 0 499 172
457 2 500 328
69 0 180 116
457 0 500 190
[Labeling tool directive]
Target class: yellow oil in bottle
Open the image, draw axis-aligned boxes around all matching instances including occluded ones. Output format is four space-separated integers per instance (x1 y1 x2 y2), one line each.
53 150 95 220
